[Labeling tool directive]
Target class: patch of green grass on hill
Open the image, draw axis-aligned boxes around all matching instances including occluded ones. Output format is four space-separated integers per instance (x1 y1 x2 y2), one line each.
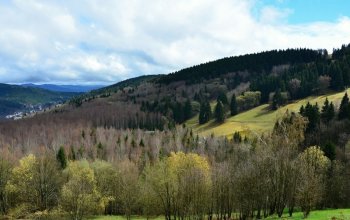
186 89 350 138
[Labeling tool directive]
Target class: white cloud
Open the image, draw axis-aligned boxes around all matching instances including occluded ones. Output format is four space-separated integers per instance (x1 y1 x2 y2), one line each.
0 0 349 84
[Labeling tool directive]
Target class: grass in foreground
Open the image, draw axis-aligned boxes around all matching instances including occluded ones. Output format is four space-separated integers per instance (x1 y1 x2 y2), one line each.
91 209 350 219
92 209 350 219
267 209 350 219
186 89 350 138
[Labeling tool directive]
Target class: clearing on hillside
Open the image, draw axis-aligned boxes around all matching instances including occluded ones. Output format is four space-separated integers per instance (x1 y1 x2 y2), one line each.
186 89 350 138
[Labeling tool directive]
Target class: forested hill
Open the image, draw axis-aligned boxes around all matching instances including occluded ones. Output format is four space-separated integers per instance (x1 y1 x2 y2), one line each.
90 75 159 95
53 43 350 131
159 48 325 84
2 44 350 220
0 83 77 117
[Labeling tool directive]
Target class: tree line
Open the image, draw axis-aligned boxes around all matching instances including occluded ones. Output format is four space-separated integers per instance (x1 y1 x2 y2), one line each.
1 111 350 219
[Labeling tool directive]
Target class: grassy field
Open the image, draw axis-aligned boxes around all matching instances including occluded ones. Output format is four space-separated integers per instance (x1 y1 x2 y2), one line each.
186 89 350 138
92 209 350 219
91 216 163 220
266 209 350 219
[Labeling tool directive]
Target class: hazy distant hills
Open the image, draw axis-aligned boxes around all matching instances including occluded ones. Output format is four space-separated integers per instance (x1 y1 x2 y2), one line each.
0 83 78 117
21 83 105 93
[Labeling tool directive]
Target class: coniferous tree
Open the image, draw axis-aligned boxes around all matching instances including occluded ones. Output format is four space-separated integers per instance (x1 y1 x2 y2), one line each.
330 63 344 91
272 89 283 110
184 99 192 120
199 100 212 124
233 131 242 143
322 142 336 160
56 146 67 169
338 93 350 120
214 100 225 123
321 98 335 123
217 91 228 106
300 102 320 132
299 105 305 115
328 102 335 121
230 94 238 116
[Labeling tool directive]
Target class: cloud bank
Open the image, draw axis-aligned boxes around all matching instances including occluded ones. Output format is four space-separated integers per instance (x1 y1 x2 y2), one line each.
0 0 350 84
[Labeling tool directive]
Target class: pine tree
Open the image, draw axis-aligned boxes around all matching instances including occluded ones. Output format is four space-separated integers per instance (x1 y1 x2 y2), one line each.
230 94 238 116
173 102 184 123
321 98 330 122
299 105 305 115
321 98 335 123
205 100 212 121
233 131 242 143
214 100 225 123
322 142 336 160
56 146 67 169
272 89 283 110
199 100 212 124
330 63 344 91
338 93 350 120
328 102 335 121
217 91 228 106
301 102 320 132
184 99 192 120
199 102 206 124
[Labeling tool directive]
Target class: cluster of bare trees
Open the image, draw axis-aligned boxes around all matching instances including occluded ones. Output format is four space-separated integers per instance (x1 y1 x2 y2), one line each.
0 113 350 219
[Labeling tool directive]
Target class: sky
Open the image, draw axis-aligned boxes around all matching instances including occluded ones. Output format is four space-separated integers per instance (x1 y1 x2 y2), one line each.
1 0 350 85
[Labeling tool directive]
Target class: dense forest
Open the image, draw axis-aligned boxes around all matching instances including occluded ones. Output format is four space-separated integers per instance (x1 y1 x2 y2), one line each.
1 44 350 219
68 44 350 126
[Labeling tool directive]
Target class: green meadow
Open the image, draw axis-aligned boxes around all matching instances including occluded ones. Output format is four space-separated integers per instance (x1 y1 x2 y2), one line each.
187 89 350 138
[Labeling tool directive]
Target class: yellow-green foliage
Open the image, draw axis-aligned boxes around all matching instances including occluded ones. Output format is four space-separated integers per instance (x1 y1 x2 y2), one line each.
299 146 331 172
60 160 104 220
187 89 350 138
6 154 37 207
143 152 211 219
167 152 210 179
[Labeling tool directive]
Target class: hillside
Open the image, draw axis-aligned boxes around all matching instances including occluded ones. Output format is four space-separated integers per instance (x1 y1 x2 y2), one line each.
0 83 77 117
1 45 350 220
187 89 350 137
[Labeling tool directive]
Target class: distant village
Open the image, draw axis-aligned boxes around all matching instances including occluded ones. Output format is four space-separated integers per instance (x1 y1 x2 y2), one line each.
5 102 63 120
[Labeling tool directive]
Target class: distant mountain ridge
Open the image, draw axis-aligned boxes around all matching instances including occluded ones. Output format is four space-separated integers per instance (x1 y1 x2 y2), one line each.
21 83 105 93
0 83 77 117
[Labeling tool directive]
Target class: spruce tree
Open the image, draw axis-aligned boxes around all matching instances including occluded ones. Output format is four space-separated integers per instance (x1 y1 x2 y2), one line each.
338 93 350 120
205 100 212 121
321 98 335 123
322 142 336 160
302 102 320 132
230 94 238 116
184 99 192 120
173 102 184 123
233 131 242 143
328 102 335 121
199 100 212 124
321 98 330 122
199 102 206 124
299 105 305 115
272 89 283 110
56 146 67 169
217 91 228 106
330 63 344 91
214 100 225 123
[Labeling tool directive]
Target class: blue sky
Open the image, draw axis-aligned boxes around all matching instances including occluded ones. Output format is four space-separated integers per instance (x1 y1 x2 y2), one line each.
256 0 350 24
0 0 350 85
